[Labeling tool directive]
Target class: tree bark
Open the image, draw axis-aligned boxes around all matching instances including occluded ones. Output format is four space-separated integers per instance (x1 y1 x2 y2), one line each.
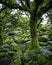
29 13 39 49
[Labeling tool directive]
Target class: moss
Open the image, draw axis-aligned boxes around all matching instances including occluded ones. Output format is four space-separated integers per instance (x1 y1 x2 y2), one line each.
30 38 42 50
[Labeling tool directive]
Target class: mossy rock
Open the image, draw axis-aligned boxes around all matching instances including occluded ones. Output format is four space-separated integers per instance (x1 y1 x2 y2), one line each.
0 58 11 65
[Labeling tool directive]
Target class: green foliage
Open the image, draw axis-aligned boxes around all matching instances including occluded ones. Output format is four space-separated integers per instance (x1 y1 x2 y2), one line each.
0 1 52 65
10 50 22 65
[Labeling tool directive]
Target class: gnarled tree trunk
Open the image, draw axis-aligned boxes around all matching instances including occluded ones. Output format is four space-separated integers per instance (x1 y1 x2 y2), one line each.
30 13 39 49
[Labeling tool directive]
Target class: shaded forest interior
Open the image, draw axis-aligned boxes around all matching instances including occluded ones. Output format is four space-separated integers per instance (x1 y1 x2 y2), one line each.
0 0 52 65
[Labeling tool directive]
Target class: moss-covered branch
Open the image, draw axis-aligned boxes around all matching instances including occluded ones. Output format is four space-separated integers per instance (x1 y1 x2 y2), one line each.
0 0 30 12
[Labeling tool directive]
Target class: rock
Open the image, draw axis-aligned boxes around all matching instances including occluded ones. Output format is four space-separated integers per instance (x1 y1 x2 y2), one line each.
0 58 10 65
